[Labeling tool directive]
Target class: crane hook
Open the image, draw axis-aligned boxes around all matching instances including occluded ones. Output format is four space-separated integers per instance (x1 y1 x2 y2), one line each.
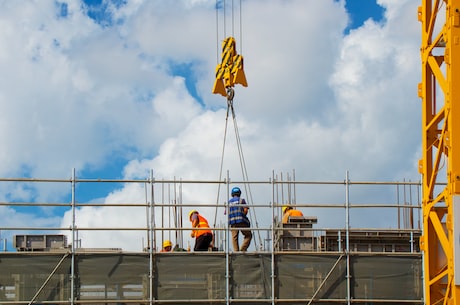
226 87 235 102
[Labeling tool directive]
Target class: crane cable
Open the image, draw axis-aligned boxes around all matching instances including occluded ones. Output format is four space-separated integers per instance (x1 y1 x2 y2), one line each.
212 0 261 249
213 88 263 250
215 0 243 51
229 91 263 250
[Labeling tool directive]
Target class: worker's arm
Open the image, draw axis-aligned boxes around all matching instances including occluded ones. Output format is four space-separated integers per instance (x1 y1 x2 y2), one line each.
282 211 290 224
241 198 249 215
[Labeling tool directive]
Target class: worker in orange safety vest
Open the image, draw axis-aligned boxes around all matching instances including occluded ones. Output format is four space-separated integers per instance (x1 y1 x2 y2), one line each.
282 205 304 224
189 210 213 251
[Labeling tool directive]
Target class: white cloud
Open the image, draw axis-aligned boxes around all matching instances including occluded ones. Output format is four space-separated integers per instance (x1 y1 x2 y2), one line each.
0 0 423 251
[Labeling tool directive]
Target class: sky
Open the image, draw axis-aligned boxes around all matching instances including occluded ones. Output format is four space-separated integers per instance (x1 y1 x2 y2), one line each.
0 0 424 251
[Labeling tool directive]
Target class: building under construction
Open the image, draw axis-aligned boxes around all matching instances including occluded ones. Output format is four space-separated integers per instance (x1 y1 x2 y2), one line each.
0 174 423 305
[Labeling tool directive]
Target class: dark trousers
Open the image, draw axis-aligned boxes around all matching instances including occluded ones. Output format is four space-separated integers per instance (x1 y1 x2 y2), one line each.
194 233 213 251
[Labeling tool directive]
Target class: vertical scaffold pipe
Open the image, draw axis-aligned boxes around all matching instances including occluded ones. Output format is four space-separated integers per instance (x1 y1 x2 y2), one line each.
225 170 230 305
149 169 154 304
345 170 351 305
71 168 76 305
270 172 276 305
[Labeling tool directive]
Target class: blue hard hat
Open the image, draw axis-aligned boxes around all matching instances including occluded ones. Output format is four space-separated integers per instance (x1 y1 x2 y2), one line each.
231 187 241 196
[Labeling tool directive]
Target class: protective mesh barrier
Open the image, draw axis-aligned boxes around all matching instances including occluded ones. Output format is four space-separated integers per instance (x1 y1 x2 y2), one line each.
0 252 422 304
77 253 150 300
276 254 423 302
231 254 272 299
351 255 423 300
277 254 347 300
0 253 72 302
155 253 226 300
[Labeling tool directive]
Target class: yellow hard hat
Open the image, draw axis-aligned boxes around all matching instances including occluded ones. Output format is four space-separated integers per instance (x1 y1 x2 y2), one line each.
188 210 198 219
163 240 172 248
282 206 290 214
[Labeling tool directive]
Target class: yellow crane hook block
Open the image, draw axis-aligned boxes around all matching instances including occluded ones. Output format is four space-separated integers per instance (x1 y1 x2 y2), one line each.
212 36 248 97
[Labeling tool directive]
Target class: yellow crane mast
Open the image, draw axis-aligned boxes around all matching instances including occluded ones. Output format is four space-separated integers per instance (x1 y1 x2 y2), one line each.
419 0 460 304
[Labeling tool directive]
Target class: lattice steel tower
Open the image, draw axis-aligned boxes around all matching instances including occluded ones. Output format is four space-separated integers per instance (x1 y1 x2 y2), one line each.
419 0 460 303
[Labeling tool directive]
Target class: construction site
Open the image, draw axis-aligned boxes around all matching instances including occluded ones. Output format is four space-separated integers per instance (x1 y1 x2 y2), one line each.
0 174 423 305
0 0 459 304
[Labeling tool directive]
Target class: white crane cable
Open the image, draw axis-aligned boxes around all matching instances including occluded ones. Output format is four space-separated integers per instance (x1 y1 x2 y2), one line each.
213 90 262 250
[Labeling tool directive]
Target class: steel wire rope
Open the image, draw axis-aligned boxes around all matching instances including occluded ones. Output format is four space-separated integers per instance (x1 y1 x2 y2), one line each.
231 0 244 53
230 101 263 250
239 0 242 54
212 0 235 231
231 0 234 36
212 0 228 249
215 0 220 65
216 0 243 54
223 0 226 37
213 0 255 248
213 95 263 251
213 0 229 234
213 102 231 229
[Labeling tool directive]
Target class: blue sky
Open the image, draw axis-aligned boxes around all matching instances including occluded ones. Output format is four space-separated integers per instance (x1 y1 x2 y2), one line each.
344 0 384 32
0 0 422 251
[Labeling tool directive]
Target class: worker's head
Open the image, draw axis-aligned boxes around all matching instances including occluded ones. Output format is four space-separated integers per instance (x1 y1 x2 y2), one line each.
231 187 241 197
163 240 172 250
188 210 198 220
282 205 291 214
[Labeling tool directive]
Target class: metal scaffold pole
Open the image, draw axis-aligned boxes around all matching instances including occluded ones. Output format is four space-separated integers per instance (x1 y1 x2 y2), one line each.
345 170 351 305
270 172 276 305
70 168 76 305
225 170 230 305
149 169 154 305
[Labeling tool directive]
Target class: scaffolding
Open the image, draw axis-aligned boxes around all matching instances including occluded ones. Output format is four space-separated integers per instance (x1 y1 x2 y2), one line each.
0 172 424 304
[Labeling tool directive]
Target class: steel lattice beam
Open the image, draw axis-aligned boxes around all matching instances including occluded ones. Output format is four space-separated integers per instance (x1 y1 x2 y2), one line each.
419 0 460 303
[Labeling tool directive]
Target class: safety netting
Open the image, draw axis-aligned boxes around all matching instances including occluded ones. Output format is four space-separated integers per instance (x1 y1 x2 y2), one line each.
0 252 422 304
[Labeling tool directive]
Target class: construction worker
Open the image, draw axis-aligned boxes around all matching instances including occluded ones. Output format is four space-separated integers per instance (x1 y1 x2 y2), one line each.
228 187 252 252
189 210 213 251
160 240 173 252
282 205 304 224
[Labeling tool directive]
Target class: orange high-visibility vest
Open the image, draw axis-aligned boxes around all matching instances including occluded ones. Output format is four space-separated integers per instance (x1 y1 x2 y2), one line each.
282 209 304 223
193 214 212 237
289 210 303 217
